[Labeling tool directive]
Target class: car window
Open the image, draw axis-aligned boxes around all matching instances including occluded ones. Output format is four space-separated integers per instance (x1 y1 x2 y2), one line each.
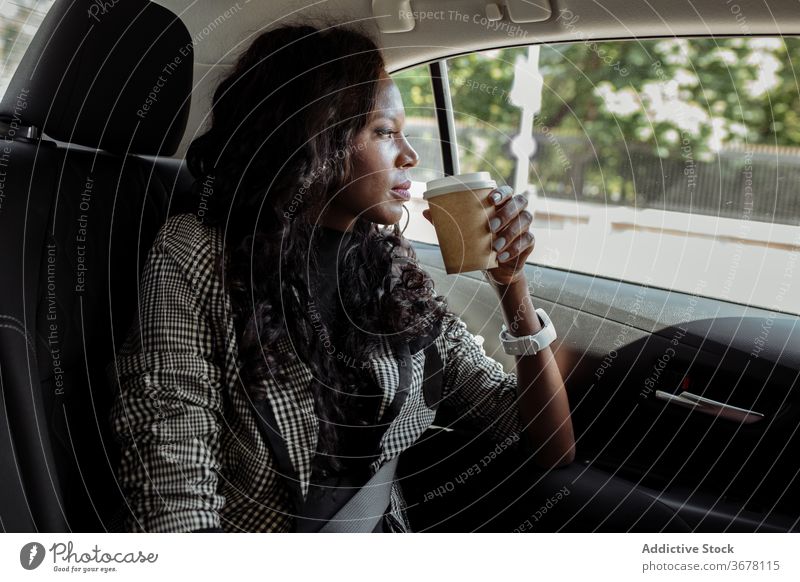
0 1 56 99
399 37 800 315
391 63 443 239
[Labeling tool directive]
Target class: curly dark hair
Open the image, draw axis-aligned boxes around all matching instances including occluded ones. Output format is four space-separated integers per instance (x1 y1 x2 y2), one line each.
185 22 455 473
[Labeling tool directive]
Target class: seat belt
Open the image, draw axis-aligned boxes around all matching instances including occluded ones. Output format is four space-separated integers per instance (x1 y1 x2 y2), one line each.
250 336 444 532
317 455 400 533
316 338 444 532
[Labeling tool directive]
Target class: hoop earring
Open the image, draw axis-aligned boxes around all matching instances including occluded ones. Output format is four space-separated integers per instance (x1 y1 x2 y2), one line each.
397 204 410 236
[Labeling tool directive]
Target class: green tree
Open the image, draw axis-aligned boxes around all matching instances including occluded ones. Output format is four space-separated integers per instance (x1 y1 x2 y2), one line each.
394 37 800 216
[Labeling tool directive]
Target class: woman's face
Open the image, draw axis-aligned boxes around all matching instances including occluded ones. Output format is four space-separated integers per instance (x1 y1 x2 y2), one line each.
319 70 420 231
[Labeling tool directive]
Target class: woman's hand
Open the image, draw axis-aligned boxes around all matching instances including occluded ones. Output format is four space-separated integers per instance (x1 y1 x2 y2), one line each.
421 185 534 286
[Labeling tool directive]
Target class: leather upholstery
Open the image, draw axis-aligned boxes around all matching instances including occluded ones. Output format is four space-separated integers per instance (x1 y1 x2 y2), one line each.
0 0 192 156
0 0 194 532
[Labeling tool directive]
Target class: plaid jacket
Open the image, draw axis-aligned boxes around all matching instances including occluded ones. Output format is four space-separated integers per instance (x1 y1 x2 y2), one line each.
106 212 524 533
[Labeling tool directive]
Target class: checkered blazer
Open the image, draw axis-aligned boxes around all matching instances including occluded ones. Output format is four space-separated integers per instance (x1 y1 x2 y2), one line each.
106 212 524 532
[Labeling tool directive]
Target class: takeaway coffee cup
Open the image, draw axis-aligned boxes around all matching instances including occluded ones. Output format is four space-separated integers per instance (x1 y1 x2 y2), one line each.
423 172 499 275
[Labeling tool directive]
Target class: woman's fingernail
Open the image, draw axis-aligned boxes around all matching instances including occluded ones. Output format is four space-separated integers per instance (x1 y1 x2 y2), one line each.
489 217 501 232
493 237 506 251
498 251 510 261
491 191 502 204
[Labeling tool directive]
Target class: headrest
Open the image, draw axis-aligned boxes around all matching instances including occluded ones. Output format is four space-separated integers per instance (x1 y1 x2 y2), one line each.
0 0 193 156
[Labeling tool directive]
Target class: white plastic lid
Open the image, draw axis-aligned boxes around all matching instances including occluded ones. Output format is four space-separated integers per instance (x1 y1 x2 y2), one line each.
423 172 497 199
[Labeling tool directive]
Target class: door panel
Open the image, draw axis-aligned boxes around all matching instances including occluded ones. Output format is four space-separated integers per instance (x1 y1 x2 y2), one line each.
410 241 799 532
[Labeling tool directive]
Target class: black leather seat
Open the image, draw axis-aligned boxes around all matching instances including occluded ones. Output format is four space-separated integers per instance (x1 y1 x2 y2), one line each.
0 0 195 532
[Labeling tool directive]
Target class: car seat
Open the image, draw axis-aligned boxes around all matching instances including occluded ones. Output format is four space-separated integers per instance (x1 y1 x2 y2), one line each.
0 0 195 532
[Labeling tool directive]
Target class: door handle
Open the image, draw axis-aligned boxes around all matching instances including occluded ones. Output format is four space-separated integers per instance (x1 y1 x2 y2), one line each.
654 390 764 424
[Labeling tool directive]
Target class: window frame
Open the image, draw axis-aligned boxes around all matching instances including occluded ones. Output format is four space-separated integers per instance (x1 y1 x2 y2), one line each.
390 34 800 316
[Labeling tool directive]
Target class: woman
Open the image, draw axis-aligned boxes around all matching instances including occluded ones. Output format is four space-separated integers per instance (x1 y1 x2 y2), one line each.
106 22 574 533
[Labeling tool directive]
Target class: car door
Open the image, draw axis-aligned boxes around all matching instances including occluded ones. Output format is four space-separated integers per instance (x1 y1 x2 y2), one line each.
393 36 800 532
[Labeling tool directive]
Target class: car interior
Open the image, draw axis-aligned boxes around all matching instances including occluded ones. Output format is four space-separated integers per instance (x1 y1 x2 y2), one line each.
1 0 798 533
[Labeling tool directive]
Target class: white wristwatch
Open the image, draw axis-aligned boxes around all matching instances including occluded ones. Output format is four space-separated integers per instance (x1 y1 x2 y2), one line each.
499 308 557 356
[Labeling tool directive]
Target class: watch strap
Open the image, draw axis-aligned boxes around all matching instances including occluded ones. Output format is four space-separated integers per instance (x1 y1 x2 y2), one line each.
499 308 557 355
